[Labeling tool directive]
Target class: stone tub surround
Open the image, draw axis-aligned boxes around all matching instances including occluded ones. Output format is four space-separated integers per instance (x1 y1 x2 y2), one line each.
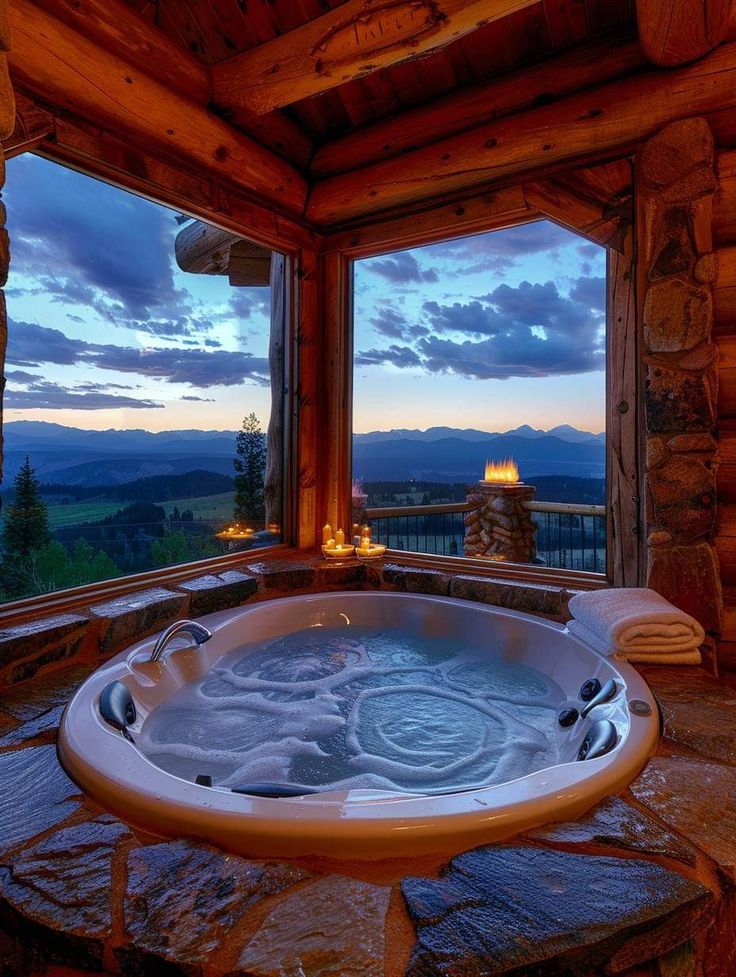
0 665 735 976
1 555 735 974
0 552 581 693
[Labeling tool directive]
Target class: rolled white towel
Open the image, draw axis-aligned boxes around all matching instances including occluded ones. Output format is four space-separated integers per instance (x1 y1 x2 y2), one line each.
567 588 704 664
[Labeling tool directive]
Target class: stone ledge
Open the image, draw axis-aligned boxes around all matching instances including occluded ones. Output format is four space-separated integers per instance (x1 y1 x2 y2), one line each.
449 573 575 621
89 587 188 653
245 560 315 591
0 613 89 686
382 563 451 596
176 570 259 616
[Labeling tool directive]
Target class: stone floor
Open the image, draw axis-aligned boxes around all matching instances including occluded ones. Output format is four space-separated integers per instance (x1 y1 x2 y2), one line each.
0 663 734 977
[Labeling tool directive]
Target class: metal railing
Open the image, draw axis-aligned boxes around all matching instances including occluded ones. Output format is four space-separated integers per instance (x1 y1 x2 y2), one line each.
365 499 606 572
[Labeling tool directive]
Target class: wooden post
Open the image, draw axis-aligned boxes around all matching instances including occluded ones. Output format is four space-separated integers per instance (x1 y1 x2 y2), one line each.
0 0 15 509
265 253 286 535
636 118 723 643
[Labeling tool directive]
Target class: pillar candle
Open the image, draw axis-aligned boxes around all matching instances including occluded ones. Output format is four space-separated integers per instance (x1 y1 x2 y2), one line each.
335 528 345 545
322 523 332 544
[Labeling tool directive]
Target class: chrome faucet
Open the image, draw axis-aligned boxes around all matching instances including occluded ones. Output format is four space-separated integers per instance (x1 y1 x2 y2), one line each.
149 619 213 663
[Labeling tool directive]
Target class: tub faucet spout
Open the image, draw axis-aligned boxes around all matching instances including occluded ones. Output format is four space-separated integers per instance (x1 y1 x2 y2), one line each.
149 619 213 663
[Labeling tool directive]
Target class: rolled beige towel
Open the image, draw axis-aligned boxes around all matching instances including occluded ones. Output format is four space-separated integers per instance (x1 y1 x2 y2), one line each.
567 588 704 664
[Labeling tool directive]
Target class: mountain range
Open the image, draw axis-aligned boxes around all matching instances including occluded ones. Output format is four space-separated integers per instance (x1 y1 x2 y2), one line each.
2 420 606 486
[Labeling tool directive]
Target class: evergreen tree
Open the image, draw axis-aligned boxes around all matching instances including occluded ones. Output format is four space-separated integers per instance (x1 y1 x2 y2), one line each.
233 413 266 526
2 457 51 558
0 457 52 599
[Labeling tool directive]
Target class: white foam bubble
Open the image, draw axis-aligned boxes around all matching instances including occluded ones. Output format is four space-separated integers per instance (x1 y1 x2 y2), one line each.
137 627 564 794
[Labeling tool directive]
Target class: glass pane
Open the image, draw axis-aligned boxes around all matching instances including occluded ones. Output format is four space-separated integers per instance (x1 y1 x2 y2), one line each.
0 154 285 602
352 221 606 573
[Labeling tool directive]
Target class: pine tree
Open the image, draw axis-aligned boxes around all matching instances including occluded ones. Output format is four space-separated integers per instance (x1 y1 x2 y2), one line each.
2 457 51 558
233 413 266 526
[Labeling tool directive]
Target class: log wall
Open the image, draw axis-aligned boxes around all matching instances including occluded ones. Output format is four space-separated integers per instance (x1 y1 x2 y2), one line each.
713 138 736 665
0 0 14 516
636 119 723 647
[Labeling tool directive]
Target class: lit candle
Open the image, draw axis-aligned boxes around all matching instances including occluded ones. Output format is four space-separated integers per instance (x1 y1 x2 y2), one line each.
335 528 345 545
322 523 332 544
362 525 372 540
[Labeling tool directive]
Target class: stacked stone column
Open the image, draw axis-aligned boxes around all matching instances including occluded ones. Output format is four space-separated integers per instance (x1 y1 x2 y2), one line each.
464 483 537 563
0 0 15 513
638 118 722 637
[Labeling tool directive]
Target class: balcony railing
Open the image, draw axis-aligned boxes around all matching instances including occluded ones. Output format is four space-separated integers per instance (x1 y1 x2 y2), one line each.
365 499 606 572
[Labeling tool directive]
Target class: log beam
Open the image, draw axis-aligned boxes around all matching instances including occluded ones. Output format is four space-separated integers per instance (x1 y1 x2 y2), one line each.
174 220 271 287
311 33 646 178
7 0 308 219
306 42 736 227
636 0 735 67
211 0 540 116
2 91 54 159
33 0 313 168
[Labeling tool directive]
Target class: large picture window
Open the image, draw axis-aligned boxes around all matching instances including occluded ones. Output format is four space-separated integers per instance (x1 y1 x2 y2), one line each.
352 221 607 574
0 155 286 603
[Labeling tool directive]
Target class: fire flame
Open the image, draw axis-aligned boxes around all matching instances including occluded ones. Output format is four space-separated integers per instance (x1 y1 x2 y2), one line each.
483 458 520 483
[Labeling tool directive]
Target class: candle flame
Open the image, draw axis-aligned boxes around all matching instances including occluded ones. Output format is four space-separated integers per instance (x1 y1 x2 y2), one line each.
483 458 520 483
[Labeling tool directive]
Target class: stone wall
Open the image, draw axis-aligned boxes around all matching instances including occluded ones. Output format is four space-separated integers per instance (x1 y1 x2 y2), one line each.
638 118 723 640
464 483 537 563
0 0 14 514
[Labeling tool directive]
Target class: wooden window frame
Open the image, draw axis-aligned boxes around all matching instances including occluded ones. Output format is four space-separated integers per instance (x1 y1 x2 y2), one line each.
0 146 302 623
328 185 640 589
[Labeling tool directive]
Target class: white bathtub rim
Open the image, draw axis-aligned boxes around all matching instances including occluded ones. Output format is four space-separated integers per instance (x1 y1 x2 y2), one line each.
58 591 659 858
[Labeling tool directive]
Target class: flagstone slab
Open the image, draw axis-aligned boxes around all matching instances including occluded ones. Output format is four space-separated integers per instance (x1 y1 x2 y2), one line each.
120 840 310 973
630 755 736 881
401 845 712 977
233 874 391 977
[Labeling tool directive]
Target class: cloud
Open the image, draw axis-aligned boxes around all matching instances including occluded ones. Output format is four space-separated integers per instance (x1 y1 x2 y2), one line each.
230 289 270 321
364 252 438 284
181 395 215 402
4 376 163 411
354 345 422 369
369 306 411 339
424 220 578 274
6 319 271 388
568 275 606 312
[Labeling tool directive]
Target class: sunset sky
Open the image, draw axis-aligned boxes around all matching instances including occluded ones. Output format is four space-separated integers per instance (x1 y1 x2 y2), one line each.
4 154 606 435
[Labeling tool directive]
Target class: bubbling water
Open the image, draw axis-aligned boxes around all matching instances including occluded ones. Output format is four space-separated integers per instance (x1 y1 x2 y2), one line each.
138 627 565 794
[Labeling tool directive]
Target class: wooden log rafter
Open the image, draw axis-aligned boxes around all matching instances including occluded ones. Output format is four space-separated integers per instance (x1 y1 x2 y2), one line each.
636 0 736 67
2 91 54 159
311 32 646 178
174 220 271 287
33 0 313 169
306 41 736 227
7 0 309 220
211 0 540 116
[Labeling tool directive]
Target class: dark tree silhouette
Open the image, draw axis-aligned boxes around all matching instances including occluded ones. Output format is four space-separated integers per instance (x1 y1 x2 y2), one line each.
233 413 266 526
2 457 51 559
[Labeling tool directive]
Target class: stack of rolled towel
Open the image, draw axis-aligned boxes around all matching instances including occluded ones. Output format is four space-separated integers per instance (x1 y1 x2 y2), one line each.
566 588 704 665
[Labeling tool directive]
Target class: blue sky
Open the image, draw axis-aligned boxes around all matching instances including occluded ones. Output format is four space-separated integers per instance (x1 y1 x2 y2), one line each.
353 221 606 433
3 154 606 435
4 154 273 432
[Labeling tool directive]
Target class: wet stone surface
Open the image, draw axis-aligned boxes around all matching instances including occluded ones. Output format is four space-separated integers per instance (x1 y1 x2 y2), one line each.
523 795 696 866
639 666 736 765
121 840 309 970
0 665 92 722
0 614 89 667
1 818 131 939
0 746 82 858
233 874 391 977
401 845 711 977
630 756 736 882
177 570 258 617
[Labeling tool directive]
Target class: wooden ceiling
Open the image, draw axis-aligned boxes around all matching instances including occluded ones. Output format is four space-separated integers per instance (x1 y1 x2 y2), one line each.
122 0 635 144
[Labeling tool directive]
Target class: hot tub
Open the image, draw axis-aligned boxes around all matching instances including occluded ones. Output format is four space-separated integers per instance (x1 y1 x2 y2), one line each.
59 591 659 859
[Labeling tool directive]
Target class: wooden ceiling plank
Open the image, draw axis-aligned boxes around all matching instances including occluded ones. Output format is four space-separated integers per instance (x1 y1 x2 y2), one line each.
311 32 644 177
211 0 542 115
636 0 735 66
9 0 308 218
40 0 210 102
306 40 736 225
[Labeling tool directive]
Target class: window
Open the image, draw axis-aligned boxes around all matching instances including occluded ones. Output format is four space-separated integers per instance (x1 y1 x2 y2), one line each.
0 154 286 603
351 220 607 573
